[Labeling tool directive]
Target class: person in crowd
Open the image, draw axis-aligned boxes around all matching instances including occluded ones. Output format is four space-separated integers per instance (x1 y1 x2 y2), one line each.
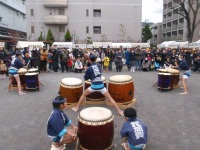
141 57 151 72
68 56 73 72
192 55 200 73
31 49 40 73
23 52 31 69
120 108 147 150
129 48 135 73
52 46 60 73
47 96 78 150
125 49 131 71
40 46 49 72
164 57 172 69
8 53 26 95
0 59 7 79
72 54 123 116
134 46 142 71
172 54 191 95
108 49 115 71
74 58 84 73
103 55 110 72
60 48 69 73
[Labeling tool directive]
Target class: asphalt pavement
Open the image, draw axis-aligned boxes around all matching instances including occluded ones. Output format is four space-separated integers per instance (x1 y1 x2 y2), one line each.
0 67 200 150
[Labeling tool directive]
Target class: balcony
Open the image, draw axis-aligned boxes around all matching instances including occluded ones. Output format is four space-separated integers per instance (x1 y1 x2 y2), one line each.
43 0 68 7
43 15 68 24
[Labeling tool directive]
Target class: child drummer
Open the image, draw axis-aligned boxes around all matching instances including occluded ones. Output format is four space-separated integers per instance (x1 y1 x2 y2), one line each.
72 54 124 116
47 96 78 150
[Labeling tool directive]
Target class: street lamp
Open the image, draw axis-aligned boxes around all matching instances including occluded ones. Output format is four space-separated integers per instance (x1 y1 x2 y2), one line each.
41 27 45 41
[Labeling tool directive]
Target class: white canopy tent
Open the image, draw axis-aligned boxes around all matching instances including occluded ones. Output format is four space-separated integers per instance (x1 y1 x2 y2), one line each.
0 42 5 47
159 41 176 48
189 40 200 48
168 41 189 48
112 43 131 48
16 41 45 50
102 42 112 48
93 42 103 48
131 43 150 48
52 42 73 48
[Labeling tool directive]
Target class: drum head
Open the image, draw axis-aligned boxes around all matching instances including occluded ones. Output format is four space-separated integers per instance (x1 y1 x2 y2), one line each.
109 75 132 83
28 68 38 72
18 68 27 74
80 107 112 122
61 78 82 86
25 72 38 76
167 69 179 74
157 69 167 72
158 73 171 75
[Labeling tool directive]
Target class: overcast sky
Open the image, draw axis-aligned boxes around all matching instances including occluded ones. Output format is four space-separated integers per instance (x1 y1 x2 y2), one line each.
142 0 163 23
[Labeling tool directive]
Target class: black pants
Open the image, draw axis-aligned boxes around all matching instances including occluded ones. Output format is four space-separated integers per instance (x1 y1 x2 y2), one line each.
61 61 68 73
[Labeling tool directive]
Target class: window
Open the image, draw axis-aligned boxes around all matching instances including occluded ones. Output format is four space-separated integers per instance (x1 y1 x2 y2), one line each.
58 9 65 15
31 26 34 33
93 26 101 34
86 9 89 17
59 25 65 32
86 26 89 33
31 9 34 16
93 9 101 17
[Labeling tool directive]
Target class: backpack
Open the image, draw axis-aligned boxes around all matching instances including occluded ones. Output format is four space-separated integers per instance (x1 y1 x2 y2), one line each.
0 51 5 59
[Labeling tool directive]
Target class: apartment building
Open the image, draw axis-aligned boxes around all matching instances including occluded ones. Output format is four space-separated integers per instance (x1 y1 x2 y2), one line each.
0 0 27 46
150 23 162 45
26 0 142 43
163 0 200 42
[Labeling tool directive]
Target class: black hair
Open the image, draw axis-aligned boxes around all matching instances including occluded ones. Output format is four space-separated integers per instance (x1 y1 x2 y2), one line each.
124 107 137 119
89 55 97 62
52 96 65 108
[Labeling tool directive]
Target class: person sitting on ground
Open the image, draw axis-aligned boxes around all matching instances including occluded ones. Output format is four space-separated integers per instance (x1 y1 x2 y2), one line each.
8 53 27 95
72 54 124 116
47 96 78 150
141 57 151 72
120 108 148 150
74 58 84 73
192 55 200 73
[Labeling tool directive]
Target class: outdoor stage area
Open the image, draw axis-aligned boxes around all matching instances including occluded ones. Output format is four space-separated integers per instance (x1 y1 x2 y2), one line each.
0 69 199 150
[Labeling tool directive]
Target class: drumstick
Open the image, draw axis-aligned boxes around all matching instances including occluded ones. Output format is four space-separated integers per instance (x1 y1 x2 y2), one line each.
26 60 31 67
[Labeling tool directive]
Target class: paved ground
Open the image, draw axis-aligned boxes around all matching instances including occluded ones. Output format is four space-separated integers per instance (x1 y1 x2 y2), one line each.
0 67 200 150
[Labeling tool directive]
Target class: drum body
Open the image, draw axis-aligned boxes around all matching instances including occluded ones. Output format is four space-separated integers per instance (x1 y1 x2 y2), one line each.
28 68 38 73
171 73 180 86
78 107 114 150
108 75 134 103
157 73 171 89
25 72 39 89
85 76 106 101
60 78 83 103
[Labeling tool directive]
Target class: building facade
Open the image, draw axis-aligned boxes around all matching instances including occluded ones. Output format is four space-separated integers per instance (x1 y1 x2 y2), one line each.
26 0 142 43
163 0 200 42
0 0 27 46
150 23 162 45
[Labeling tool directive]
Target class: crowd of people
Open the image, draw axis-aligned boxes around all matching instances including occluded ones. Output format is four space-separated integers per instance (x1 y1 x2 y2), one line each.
1 45 200 76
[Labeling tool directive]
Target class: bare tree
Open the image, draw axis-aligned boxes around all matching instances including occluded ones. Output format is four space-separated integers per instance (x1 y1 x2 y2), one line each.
165 0 200 42
118 24 127 42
